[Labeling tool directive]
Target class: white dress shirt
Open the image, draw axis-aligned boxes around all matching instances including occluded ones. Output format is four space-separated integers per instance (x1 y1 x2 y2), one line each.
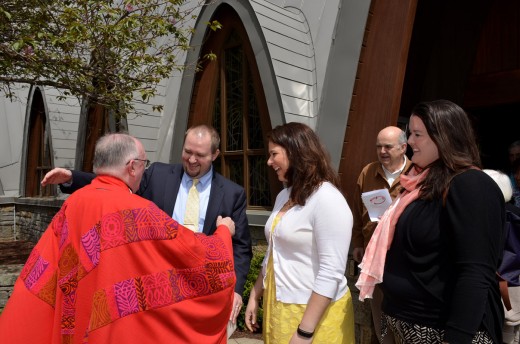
172 167 213 232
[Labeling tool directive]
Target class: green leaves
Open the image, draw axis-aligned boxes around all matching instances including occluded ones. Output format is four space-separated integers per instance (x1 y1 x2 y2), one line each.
207 20 222 32
0 0 218 116
0 8 12 20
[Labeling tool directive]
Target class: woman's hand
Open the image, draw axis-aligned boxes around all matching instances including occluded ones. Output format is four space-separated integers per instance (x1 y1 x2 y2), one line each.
245 272 264 332
244 297 260 332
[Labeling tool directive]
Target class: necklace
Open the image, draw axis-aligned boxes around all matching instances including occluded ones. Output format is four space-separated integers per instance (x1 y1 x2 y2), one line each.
280 200 295 212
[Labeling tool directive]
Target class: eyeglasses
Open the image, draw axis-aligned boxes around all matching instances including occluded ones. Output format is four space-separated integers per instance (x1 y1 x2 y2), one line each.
127 158 151 168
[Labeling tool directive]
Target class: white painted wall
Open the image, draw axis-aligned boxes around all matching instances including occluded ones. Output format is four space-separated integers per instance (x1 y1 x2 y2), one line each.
0 93 25 196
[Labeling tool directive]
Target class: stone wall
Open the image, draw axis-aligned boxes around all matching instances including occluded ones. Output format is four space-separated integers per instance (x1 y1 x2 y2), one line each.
0 197 63 243
0 264 24 313
15 200 63 242
0 197 63 311
0 204 14 241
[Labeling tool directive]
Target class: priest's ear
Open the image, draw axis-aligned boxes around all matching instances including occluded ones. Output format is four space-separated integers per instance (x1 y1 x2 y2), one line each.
126 159 137 176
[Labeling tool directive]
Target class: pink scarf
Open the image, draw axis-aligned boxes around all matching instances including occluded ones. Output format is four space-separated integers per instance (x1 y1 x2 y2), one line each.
355 167 428 300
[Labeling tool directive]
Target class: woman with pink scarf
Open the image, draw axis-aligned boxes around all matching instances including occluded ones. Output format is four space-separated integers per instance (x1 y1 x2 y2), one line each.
356 100 505 344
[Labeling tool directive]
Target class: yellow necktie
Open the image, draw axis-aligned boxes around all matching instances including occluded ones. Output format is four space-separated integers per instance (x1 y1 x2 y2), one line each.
184 179 199 232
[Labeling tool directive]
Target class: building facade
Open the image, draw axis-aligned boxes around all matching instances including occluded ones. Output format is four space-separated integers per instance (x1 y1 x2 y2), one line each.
1 0 519 341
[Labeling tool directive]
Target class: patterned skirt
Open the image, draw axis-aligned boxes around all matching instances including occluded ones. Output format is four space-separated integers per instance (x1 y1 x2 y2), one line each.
382 313 494 344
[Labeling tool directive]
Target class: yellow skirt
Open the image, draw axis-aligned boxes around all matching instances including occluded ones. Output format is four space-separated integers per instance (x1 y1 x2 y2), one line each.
262 253 355 344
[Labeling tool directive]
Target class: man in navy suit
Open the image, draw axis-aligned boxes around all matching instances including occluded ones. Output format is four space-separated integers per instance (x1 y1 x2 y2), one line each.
41 125 252 327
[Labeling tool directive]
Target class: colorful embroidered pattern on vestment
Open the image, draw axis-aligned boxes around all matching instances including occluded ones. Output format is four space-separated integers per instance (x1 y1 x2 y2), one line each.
19 202 186 341
88 259 235 331
80 204 179 271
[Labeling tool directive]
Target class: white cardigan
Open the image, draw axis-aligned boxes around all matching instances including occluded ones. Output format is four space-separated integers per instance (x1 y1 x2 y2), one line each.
263 182 353 304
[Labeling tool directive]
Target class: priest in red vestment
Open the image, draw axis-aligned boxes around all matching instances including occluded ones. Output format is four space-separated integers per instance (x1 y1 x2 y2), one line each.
0 133 236 344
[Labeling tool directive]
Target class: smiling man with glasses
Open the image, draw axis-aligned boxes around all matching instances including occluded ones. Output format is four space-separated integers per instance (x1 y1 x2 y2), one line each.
350 126 412 344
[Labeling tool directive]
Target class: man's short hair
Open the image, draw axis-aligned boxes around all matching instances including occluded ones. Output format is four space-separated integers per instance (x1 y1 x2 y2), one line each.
509 140 520 152
398 129 407 145
185 125 220 153
93 133 138 173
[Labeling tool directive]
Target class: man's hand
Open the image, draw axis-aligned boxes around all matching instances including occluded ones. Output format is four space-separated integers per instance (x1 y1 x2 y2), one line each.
41 168 72 187
353 247 364 263
230 292 243 324
217 216 235 236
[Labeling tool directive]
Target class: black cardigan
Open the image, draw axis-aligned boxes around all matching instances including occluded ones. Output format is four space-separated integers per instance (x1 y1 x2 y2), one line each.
381 169 505 343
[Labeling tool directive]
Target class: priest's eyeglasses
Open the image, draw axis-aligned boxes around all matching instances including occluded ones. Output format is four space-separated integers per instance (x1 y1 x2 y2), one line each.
127 158 151 168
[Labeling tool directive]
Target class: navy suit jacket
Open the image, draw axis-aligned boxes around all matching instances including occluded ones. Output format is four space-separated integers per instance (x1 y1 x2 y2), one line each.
61 162 252 295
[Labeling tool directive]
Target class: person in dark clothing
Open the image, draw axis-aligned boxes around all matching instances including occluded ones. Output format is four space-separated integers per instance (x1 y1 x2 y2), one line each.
356 100 505 344
484 169 520 344
511 158 520 208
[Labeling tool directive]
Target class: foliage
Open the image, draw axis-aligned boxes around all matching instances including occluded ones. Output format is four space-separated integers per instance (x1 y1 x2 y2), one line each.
237 245 265 331
0 0 219 115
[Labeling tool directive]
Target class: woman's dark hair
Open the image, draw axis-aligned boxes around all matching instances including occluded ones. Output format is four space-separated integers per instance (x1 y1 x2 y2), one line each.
411 99 481 200
268 122 340 206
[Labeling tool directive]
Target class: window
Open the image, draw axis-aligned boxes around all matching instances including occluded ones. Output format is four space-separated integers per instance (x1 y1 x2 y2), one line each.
25 88 55 197
80 103 127 172
189 5 280 209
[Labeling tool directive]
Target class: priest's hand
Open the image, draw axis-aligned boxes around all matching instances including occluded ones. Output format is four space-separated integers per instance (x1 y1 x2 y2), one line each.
230 293 243 324
217 216 235 236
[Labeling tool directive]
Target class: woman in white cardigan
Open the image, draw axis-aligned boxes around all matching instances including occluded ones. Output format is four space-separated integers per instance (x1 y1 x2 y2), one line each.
244 122 355 343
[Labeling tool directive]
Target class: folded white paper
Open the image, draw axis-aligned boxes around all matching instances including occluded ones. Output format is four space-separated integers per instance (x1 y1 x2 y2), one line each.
361 188 392 222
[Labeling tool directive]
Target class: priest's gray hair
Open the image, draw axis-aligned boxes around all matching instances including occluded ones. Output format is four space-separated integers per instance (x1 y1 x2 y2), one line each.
93 133 138 173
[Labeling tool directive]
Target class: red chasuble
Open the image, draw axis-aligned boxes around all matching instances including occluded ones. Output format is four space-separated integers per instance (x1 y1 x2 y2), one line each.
0 176 235 343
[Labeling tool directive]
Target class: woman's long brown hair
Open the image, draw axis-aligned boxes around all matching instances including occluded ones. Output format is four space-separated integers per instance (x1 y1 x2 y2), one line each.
268 122 341 206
